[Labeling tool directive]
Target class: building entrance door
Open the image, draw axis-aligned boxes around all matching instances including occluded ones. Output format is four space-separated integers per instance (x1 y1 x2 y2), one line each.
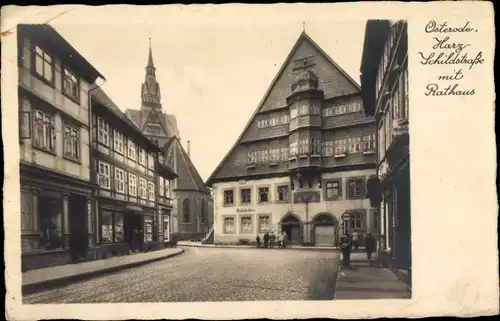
313 214 336 246
69 195 88 261
124 212 143 252
281 215 302 245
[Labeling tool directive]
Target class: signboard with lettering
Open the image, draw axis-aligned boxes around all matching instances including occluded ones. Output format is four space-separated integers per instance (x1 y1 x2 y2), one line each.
393 118 409 137
237 208 255 213
378 159 390 181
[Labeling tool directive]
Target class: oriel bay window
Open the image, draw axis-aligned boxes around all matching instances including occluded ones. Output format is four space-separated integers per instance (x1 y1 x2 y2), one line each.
63 125 79 160
363 134 376 152
34 110 55 152
321 141 333 157
347 137 362 154
98 161 111 189
62 67 79 101
34 45 54 83
101 211 125 243
334 139 347 155
298 138 309 155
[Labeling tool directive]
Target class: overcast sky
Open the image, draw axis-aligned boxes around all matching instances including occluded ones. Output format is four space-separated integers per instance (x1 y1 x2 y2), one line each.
46 5 366 182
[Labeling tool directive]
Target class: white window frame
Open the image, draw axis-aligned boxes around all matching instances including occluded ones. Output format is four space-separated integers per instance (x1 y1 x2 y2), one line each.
148 153 155 170
240 216 253 234
258 187 269 203
98 117 109 146
139 178 147 199
148 181 155 201
240 188 251 204
128 140 137 161
34 110 55 152
258 215 271 233
334 138 347 155
138 148 146 166
322 141 333 157
277 185 289 201
128 173 137 196
98 161 111 190
223 216 236 234
113 130 124 154
34 45 53 83
114 167 125 193
223 189 234 206
63 124 79 160
62 67 79 101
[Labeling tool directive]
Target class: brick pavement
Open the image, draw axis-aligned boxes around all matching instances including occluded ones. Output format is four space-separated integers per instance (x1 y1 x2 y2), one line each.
23 247 184 295
23 247 340 303
333 252 411 300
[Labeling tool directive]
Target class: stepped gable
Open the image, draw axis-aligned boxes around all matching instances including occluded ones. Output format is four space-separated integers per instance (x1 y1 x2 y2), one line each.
206 31 361 185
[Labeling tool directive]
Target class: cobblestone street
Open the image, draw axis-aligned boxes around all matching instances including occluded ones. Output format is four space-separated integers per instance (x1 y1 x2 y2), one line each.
23 247 340 303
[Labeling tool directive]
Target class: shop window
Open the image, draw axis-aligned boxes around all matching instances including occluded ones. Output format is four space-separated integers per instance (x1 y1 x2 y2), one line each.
349 213 363 230
240 216 252 234
258 215 271 233
101 211 113 243
223 216 236 234
39 196 63 250
144 217 153 242
115 213 124 242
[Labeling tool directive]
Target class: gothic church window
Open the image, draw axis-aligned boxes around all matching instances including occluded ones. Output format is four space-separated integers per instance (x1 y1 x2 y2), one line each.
182 199 191 223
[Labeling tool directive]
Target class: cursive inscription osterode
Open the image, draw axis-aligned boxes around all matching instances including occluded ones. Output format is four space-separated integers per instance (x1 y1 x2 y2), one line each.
418 21 484 96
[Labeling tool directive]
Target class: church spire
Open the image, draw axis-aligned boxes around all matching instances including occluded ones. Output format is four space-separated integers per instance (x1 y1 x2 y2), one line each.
141 36 162 109
147 36 155 68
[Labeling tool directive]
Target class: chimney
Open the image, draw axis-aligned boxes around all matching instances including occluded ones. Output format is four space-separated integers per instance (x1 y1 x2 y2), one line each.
187 140 191 158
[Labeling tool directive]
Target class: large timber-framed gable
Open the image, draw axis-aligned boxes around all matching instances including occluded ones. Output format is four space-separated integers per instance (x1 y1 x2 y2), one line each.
206 31 362 186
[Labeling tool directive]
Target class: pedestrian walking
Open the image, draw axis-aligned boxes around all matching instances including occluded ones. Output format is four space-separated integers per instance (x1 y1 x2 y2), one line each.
365 232 376 260
351 231 359 250
256 234 261 248
277 232 282 248
282 231 288 248
263 232 270 248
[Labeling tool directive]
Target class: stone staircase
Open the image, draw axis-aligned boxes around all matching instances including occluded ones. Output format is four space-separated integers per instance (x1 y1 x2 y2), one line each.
201 225 214 244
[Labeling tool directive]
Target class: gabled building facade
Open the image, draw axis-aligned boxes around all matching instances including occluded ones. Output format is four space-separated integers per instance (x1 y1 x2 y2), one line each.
125 40 213 241
90 88 178 259
162 137 214 241
17 24 105 271
360 20 411 275
206 32 378 246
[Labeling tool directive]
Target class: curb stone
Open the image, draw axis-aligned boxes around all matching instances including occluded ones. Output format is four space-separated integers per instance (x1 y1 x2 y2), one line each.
179 243 340 252
22 248 185 295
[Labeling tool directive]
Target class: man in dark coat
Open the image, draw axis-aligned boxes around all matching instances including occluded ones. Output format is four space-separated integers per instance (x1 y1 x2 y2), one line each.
263 232 270 248
365 233 377 260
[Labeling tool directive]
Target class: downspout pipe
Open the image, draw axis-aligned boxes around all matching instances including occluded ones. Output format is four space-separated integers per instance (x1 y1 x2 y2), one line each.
88 78 107 247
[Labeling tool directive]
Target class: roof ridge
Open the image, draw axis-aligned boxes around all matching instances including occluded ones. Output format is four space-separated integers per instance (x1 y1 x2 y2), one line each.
174 138 210 193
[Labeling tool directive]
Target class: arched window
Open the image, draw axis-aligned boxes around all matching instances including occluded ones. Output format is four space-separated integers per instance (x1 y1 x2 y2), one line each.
200 199 207 224
182 199 191 223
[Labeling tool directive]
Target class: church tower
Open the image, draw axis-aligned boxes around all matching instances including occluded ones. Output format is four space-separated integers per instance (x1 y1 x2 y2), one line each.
141 38 162 112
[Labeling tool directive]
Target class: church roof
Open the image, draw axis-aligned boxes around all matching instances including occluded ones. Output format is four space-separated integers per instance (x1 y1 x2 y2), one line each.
163 136 211 194
125 109 179 139
206 31 362 186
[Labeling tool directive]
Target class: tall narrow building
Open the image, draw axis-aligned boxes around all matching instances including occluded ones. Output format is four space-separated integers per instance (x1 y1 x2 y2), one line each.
126 39 213 241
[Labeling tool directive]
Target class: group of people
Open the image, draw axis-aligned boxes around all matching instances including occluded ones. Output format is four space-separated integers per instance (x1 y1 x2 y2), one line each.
255 231 289 248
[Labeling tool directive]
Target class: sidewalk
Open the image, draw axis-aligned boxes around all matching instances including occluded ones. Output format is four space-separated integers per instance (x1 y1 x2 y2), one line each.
333 252 411 300
22 248 184 295
178 241 340 252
